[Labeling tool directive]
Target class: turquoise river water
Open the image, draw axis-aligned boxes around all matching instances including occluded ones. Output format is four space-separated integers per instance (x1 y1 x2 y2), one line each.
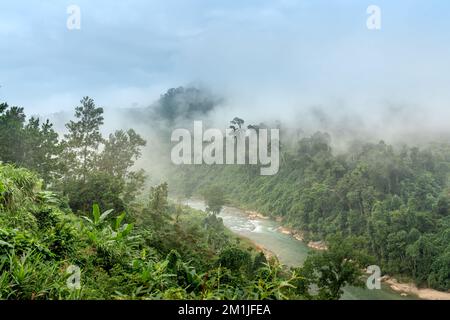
184 199 417 300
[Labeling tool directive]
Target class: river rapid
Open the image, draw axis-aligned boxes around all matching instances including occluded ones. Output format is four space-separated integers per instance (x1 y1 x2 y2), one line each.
184 199 417 300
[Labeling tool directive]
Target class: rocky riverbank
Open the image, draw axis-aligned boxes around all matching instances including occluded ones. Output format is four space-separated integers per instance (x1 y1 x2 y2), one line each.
307 240 328 251
381 276 450 300
245 210 270 220
245 210 330 251
276 226 328 250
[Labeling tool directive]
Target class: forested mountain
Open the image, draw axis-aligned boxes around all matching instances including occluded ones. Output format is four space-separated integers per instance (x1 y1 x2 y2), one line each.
171 131 450 291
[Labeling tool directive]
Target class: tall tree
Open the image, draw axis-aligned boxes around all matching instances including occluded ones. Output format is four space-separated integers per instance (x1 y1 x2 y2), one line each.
142 182 170 227
62 97 148 213
0 104 26 164
202 186 225 215
0 104 61 184
297 237 364 300
22 117 61 184
99 129 147 207
99 129 146 179
64 96 104 182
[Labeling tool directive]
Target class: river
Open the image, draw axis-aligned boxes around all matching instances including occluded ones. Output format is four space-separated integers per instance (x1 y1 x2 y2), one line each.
184 199 417 300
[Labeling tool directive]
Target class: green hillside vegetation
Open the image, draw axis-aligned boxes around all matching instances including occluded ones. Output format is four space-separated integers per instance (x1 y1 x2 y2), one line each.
171 131 450 291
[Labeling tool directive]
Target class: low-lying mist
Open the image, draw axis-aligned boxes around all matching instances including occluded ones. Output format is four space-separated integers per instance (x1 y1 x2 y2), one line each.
38 85 450 183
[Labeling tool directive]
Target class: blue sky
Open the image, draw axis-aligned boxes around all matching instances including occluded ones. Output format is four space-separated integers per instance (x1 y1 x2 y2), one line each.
1 0 450 119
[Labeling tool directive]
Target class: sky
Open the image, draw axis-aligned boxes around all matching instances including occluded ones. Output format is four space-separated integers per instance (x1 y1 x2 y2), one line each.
1 0 450 132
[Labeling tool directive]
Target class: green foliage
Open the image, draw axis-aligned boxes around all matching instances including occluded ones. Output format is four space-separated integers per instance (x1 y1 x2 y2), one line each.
1 138 377 301
296 237 364 300
140 183 170 228
0 251 67 300
63 96 104 182
61 97 147 213
0 104 61 184
218 246 252 273
5 93 449 299
172 134 450 291
22 118 62 184
202 185 226 215
0 104 26 164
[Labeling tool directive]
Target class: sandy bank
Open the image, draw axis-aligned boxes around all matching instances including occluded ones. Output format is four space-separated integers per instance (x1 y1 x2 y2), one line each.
381 277 450 300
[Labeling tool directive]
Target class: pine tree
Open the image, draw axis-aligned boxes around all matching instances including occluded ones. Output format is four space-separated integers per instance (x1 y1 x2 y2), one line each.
23 117 61 184
63 96 104 182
